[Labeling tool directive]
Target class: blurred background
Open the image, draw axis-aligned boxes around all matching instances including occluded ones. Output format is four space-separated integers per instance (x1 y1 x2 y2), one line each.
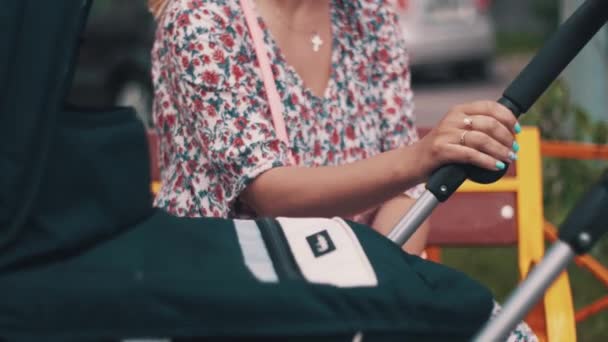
67 0 608 127
66 1 607 340
68 0 155 126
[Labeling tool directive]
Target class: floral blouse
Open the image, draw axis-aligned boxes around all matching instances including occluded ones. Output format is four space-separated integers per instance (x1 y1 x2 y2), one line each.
151 0 424 219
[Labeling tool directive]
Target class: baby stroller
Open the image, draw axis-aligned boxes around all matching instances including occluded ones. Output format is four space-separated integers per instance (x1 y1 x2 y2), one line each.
0 1 606 341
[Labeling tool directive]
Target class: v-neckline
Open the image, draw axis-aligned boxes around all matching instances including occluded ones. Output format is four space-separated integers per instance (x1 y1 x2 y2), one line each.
249 0 339 103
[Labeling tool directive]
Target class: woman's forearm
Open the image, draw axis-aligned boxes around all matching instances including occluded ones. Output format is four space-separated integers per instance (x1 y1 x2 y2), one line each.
241 144 426 218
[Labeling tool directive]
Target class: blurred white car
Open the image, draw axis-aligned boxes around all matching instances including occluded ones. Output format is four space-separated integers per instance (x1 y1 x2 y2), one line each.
396 0 496 78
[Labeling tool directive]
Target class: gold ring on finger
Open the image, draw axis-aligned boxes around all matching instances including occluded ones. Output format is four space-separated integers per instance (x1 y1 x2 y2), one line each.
459 131 469 146
463 117 473 130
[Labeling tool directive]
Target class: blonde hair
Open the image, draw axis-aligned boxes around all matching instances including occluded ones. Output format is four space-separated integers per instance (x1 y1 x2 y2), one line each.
148 0 170 19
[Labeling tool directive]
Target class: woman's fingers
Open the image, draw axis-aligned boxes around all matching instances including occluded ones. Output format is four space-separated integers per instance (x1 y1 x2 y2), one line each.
459 130 516 163
455 100 519 135
442 143 507 171
465 115 515 151
421 99 522 177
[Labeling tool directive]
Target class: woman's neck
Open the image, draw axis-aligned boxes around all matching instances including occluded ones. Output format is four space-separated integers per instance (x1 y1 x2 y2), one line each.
260 0 330 19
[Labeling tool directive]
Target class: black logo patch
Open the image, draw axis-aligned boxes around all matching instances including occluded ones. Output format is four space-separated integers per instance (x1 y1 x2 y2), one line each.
306 230 336 258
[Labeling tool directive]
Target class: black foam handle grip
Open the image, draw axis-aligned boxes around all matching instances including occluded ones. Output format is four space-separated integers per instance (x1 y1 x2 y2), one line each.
426 0 608 203
426 164 467 202
503 0 608 114
559 170 608 254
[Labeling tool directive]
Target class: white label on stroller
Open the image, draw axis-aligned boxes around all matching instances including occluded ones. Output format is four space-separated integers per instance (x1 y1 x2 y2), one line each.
276 217 378 288
234 219 279 283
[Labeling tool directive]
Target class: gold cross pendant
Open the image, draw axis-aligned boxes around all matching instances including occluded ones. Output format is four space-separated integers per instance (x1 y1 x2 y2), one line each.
311 33 323 52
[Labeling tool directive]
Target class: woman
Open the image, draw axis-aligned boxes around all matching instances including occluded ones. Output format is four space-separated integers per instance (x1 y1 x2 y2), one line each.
148 0 535 340
148 0 520 253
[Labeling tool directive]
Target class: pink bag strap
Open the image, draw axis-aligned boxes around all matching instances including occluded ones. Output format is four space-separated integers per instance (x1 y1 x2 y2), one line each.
240 0 294 163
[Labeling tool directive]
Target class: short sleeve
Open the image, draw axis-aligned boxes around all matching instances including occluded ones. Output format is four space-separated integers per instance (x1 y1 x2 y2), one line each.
160 2 290 216
375 5 425 199
375 6 418 152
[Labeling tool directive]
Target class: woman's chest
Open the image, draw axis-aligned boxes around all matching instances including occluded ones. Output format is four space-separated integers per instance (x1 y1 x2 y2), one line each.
278 68 386 166
254 7 392 166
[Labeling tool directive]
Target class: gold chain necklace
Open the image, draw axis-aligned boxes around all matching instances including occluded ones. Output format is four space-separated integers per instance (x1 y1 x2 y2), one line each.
261 1 329 52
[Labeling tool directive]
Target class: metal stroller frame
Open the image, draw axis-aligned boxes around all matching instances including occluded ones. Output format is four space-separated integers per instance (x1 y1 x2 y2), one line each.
386 0 608 340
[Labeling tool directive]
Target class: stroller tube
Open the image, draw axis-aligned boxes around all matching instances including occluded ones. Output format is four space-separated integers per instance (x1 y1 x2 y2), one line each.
386 191 439 246
388 0 608 246
473 241 576 341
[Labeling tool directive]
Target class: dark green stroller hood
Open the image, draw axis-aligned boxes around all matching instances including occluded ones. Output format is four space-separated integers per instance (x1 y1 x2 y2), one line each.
0 0 152 270
0 1 494 341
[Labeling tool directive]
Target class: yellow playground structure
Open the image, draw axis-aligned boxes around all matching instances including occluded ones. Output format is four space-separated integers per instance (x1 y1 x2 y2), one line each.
425 126 608 341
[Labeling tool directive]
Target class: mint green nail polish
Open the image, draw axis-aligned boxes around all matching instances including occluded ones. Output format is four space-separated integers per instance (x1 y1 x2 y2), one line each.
513 141 520 152
514 122 522 134
509 152 518 161
496 161 506 170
